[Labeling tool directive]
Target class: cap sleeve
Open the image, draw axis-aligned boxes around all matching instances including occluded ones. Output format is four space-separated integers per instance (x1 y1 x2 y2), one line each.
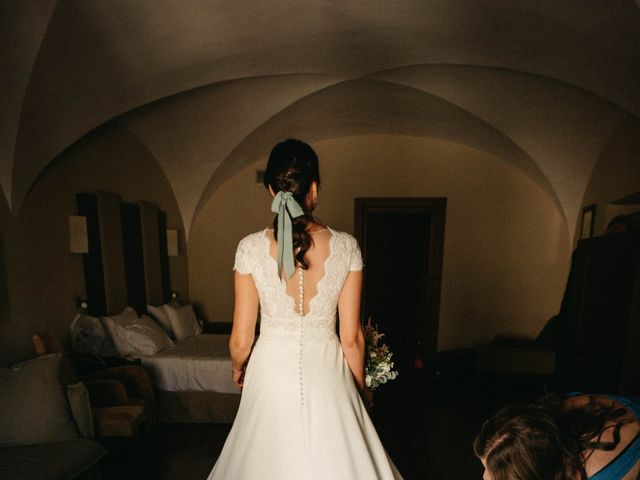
233 236 253 275
349 237 364 272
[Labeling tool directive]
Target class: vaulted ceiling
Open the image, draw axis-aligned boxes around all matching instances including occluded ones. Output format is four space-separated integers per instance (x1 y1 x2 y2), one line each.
3 1 640 238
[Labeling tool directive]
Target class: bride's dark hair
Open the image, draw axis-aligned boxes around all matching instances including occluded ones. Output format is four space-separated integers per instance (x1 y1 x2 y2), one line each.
263 139 320 270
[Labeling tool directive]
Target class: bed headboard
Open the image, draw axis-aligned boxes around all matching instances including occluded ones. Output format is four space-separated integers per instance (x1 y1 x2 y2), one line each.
77 190 171 316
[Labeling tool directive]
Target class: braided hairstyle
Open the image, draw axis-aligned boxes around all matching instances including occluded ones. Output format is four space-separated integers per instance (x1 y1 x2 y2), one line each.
263 139 320 270
473 395 630 480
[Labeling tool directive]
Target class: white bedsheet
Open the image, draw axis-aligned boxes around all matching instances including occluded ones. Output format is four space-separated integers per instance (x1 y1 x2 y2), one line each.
137 334 240 394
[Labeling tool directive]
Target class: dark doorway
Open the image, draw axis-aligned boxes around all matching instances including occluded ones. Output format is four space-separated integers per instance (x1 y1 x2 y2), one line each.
355 198 446 372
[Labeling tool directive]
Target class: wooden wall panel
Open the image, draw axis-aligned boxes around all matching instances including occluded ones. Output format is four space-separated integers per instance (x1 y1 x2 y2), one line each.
77 191 127 316
121 203 146 315
139 201 163 306
158 210 172 303
77 193 106 316
97 191 128 314
78 192 171 315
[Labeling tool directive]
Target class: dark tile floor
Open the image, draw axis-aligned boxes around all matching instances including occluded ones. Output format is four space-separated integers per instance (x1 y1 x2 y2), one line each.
102 423 229 479
102 365 547 480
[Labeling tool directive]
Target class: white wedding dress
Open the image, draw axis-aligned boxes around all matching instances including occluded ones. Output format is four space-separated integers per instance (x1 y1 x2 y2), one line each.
207 227 403 480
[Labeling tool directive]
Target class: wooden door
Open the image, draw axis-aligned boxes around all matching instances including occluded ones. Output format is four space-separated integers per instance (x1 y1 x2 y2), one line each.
355 198 446 373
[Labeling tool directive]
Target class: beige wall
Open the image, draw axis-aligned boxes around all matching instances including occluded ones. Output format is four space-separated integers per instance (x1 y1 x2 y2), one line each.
0 122 188 365
189 135 571 351
0 200 12 351
579 117 640 238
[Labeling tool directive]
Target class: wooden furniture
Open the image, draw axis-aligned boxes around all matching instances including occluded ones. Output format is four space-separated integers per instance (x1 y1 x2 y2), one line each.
202 321 233 335
471 337 556 405
470 230 640 401
555 230 640 396
473 344 555 378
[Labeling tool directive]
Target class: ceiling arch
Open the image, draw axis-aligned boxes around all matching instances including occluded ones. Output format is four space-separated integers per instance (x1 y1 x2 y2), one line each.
4 1 640 216
187 65 630 240
193 76 556 238
369 65 629 234
12 65 634 243
0 0 57 208
119 74 347 236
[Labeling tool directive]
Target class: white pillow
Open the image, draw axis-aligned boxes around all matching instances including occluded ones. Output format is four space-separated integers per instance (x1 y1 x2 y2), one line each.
66 382 94 438
115 306 140 325
70 313 117 356
165 304 203 341
146 304 174 339
101 308 174 356
125 315 174 355
101 307 140 356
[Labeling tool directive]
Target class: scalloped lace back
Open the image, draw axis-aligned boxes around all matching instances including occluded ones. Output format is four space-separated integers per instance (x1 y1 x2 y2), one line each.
233 226 363 342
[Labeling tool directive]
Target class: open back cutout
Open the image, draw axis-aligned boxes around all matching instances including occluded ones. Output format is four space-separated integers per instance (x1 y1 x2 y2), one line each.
265 227 333 317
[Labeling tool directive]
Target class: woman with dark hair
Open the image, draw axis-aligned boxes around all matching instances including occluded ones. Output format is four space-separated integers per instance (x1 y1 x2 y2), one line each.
474 393 640 480
207 139 402 479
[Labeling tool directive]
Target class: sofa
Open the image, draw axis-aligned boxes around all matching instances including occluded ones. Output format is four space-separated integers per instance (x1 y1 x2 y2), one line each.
0 353 107 480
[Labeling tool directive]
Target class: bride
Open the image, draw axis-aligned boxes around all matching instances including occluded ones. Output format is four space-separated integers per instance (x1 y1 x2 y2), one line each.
207 139 403 479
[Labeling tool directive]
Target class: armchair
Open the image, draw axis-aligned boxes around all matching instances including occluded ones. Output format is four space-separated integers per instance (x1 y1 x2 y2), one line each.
32 333 155 440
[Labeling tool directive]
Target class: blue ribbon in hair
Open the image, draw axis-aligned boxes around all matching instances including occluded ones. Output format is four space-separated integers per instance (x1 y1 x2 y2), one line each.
270 191 305 280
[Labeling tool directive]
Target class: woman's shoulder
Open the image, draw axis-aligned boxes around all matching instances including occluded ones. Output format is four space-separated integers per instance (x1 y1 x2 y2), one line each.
328 228 359 245
327 229 363 269
564 393 640 479
565 393 640 418
236 229 268 249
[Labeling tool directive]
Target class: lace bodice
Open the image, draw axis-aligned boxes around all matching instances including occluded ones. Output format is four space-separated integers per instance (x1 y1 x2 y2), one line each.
233 227 363 341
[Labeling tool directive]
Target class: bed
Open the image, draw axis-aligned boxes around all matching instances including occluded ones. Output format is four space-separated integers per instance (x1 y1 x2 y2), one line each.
136 333 241 423
74 190 241 423
72 306 241 423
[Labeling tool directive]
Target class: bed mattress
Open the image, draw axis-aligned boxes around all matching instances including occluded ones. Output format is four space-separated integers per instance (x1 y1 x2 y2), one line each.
137 334 239 394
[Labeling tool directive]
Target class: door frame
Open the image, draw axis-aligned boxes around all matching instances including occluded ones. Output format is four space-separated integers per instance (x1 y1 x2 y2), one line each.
354 197 447 355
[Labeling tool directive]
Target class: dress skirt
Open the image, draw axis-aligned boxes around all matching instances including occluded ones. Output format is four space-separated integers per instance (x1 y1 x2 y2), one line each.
207 333 403 480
